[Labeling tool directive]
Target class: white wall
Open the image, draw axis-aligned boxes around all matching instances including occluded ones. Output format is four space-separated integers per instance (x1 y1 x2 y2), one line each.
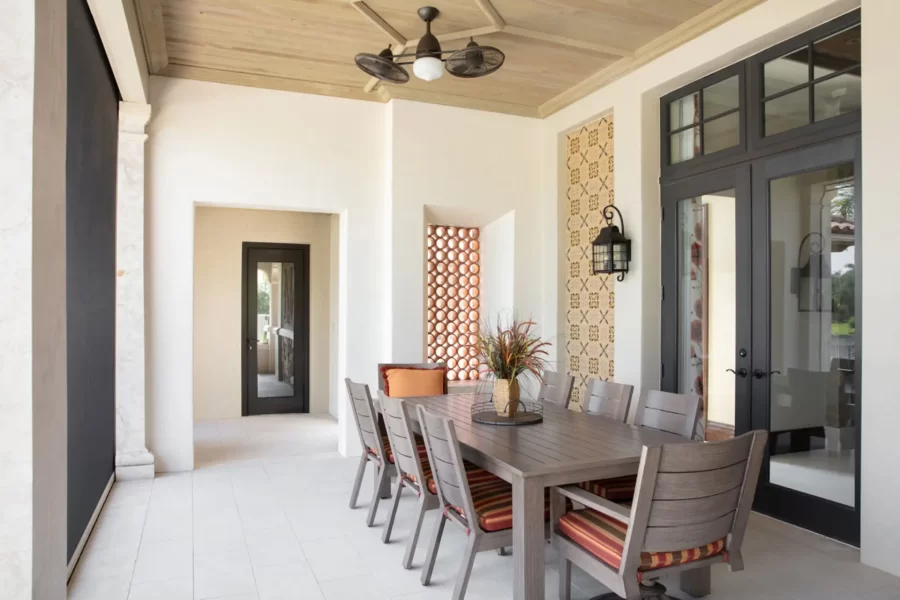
540 0 900 576
147 78 544 471
389 100 543 362
193 207 334 420
860 0 900 577
479 211 516 328
147 77 388 469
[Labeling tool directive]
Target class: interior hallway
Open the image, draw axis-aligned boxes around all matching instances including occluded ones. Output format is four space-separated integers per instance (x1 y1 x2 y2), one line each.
68 415 900 600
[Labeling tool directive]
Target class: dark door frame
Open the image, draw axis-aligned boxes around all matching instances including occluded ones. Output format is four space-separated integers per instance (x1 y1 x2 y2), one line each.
748 135 861 545
241 242 311 416
659 9 862 545
660 164 753 438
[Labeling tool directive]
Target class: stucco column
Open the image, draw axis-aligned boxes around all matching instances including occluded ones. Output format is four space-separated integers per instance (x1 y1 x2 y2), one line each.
115 101 155 479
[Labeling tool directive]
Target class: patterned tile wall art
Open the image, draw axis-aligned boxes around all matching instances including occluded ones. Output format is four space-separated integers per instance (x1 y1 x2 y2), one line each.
565 115 615 410
426 225 481 381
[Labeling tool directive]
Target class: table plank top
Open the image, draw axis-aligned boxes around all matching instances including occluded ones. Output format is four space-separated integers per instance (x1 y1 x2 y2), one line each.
397 393 687 481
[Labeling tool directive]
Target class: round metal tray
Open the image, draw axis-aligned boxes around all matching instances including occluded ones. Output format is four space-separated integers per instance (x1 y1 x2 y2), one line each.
470 400 543 426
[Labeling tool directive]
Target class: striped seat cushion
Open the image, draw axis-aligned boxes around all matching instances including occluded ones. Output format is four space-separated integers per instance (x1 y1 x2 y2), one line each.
365 432 395 463
576 475 638 501
445 470 552 533
558 508 726 572
371 433 429 466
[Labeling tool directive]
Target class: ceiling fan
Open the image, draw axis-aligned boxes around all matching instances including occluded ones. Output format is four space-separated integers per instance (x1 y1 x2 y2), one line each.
354 6 505 84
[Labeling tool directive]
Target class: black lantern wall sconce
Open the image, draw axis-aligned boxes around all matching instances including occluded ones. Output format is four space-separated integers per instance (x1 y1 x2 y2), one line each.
791 231 829 312
592 205 631 281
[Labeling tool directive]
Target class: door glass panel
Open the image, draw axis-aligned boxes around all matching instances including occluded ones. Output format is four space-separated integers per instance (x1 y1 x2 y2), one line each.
768 165 856 507
669 91 700 131
702 75 739 119
677 189 736 441
764 47 810 97
670 127 700 164
257 261 296 398
812 25 861 79
765 89 810 136
703 113 740 155
814 68 861 123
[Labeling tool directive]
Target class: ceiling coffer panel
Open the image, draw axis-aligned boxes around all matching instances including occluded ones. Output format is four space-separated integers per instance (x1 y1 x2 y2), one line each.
153 0 763 117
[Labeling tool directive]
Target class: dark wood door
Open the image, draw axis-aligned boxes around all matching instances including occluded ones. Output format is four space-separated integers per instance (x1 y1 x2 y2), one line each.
748 136 861 545
242 244 310 415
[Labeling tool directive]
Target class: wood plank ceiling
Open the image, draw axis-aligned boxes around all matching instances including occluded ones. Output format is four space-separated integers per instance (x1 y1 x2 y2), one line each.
135 0 765 117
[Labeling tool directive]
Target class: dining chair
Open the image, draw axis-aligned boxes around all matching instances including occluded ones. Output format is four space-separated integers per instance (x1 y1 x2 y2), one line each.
378 393 439 568
537 370 576 408
582 379 635 423
416 405 538 600
345 378 396 527
552 430 766 600
577 389 702 502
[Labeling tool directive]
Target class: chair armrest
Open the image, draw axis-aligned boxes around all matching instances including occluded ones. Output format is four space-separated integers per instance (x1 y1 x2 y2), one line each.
555 485 631 523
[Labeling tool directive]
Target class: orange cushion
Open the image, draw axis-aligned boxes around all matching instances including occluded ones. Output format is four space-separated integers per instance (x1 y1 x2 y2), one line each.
576 475 638 502
558 508 726 572
382 367 447 398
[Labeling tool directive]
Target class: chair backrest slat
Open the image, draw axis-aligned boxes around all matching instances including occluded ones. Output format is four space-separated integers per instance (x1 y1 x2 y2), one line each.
642 512 735 553
633 389 701 440
345 379 385 461
378 363 449 395
537 370 575 409
416 405 477 526
621 430 766 568
583 379 634 422
647 487 741 527
379 394 425 485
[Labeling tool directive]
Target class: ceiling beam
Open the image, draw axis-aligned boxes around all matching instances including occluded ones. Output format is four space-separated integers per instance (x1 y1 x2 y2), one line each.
351 1 407 47
134 0 169 74
538 0 767 116
86 0 149 102
503 26 632 58
472 0 505 29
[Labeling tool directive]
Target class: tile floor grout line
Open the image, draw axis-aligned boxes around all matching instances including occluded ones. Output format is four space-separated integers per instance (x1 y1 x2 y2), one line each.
125 476 155 600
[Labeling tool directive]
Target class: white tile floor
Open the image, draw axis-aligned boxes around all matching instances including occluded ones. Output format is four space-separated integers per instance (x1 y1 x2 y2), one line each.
69 415 900 600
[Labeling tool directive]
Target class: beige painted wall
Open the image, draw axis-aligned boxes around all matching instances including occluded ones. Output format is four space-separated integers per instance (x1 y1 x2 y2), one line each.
193 207 335 420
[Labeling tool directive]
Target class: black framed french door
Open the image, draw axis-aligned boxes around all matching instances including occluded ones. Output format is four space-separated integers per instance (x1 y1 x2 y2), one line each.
748 135 861 545
241 243 311 416
661 164 753 442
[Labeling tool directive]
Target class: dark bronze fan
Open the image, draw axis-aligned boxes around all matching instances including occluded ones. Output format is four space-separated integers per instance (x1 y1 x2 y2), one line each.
445 39 505 78
354 46 410 83
353 7 505 84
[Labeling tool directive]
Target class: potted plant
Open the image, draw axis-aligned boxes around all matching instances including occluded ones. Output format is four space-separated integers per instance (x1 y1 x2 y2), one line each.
475 316 551 417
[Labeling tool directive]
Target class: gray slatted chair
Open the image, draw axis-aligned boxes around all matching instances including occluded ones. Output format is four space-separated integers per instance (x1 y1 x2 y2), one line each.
416 405 526 600
346 378 396 527
537 370 576 408
553 430 766 600
379 393 440 569
577 389 702 503
583 379 635 423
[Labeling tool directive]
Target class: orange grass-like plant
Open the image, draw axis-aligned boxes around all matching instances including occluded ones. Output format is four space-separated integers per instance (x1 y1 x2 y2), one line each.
476 316 551 383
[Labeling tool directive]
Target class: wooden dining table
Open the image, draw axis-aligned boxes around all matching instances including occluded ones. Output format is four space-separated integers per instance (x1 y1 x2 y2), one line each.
381 393 713 600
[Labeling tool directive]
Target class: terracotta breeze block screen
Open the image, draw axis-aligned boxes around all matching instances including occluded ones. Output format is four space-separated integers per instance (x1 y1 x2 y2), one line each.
426 225 481 381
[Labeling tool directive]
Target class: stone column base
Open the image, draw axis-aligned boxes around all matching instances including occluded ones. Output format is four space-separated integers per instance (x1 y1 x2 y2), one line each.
115 449 155 480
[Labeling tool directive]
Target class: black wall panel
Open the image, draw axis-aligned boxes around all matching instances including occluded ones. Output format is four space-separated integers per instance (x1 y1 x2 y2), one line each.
66 0 120 561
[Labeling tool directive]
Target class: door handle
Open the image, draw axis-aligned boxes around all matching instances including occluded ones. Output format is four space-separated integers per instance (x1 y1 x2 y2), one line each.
726 368 748 378
247 338 255 351
753 369 781 379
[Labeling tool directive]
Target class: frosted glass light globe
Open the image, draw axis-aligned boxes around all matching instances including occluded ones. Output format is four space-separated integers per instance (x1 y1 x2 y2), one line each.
413 56 444 81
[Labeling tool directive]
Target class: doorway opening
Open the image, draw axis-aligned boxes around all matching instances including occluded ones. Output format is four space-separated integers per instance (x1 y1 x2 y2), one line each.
242 243 311 416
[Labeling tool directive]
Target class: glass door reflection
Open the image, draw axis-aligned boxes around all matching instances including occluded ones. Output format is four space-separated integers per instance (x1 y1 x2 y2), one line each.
256 261 296 399
767 165 856 507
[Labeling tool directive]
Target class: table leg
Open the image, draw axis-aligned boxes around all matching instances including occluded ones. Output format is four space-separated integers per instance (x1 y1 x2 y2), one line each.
679 566 711 597
512 476 545 600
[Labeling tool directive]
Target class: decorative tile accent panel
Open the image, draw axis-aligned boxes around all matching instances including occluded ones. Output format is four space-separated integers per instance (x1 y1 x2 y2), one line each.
565 116 615 410
426 225 481 381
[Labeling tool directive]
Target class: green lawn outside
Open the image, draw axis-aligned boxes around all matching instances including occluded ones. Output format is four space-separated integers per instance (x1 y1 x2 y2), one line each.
832 321 855 336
